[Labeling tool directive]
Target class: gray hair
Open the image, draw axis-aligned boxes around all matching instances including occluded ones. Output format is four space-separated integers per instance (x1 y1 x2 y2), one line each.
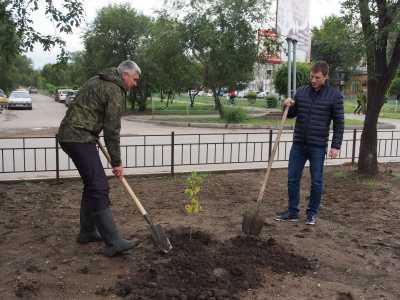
117 60 141 76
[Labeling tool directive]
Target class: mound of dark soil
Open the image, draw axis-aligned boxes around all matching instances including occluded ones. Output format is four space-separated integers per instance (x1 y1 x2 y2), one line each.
107 228 313 299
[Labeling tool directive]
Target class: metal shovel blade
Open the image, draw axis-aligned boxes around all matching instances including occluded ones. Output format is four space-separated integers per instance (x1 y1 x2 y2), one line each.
242 208 264 237
150 223 173 253
143 214 172 253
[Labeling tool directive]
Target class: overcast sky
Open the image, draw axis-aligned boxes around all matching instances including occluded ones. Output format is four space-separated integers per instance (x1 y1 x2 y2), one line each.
26 0 342 69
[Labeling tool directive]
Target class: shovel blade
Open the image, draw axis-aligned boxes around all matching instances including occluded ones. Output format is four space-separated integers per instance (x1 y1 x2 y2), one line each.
242 208 264 237
150 223 173 253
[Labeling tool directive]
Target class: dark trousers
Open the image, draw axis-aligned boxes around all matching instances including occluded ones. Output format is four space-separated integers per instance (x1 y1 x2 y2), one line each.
60 142 110 212
288 143 326 217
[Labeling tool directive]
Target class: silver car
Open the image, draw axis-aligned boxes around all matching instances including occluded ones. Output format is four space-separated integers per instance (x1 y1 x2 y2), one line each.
8 90 32 110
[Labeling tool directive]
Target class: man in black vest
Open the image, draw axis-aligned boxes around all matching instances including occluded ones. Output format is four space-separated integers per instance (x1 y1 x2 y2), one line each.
275 61 344 225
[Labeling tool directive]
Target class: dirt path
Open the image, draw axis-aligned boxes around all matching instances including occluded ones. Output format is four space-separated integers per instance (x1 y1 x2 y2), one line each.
1 164 400 299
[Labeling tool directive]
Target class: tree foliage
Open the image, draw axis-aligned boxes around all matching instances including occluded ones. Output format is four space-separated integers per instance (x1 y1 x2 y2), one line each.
388 77 400 97
342 0 400 175
83 4 151 75
311 16 363 80
5 0 84 52
181 0 271 116
274 63 311 97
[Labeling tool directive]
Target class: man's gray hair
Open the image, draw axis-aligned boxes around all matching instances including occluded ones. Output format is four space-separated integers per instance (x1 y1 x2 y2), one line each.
117 60 141 76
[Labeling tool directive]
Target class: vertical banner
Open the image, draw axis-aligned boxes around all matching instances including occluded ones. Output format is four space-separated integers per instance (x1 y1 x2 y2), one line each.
277 0 311 62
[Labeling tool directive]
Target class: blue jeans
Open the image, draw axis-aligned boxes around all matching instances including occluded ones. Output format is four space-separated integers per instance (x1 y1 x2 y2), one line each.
287 143 326 217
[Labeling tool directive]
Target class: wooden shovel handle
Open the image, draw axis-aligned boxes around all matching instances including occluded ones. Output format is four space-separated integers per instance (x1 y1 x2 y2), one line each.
256 105 290 205
97 141 148 216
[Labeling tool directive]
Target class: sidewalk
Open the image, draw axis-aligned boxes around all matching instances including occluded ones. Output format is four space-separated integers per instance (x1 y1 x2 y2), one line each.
345 113 400 129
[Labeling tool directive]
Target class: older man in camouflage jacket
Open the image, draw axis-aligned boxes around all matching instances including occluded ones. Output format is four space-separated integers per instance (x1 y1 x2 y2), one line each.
58 60 140 257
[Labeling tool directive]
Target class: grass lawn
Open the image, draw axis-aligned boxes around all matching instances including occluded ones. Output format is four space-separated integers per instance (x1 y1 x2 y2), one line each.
344 98 400 119
155 116 365 127
128 96 400 119
130 96 274 115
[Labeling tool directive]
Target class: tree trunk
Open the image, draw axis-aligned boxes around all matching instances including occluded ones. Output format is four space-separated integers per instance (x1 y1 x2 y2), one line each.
212 88 224 117
358 81 385 175
160 89 164 102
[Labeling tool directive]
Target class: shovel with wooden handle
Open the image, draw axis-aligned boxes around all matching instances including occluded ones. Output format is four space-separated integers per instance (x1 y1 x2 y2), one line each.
97 141 172 253
242 105 290 236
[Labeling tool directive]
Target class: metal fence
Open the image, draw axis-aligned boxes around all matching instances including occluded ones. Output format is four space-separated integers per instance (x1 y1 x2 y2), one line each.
0 129 399 179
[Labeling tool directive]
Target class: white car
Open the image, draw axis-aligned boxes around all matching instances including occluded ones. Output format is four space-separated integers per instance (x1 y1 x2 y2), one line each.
257 91 269 98
56 89 73 102
237 90 249 98
8 90 32 110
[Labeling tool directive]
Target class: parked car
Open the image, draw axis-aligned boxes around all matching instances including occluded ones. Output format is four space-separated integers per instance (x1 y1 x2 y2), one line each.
0 89 8 110
29 87 38 94
237 90 250 98
55 89 73 102
65 90 79 106
8 90 32 110
257 91 269 98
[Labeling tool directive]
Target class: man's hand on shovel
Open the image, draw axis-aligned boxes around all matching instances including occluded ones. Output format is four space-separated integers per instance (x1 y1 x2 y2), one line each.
329 148 339 159
112 165 124 178
284 98 295 107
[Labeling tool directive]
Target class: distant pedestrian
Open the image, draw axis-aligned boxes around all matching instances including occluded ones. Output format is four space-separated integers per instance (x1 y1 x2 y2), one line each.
229 89 237 104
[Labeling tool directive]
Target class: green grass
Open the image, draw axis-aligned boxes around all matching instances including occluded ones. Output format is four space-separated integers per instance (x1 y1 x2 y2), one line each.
380 112 400 119
344 98 400 118
129 96 400 119
154 116 364 127
127 95 275 115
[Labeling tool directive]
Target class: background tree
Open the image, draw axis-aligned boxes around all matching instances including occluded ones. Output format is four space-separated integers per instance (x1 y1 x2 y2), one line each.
145 15 202 108
0 1 20 93
182 0 271 117
311 16 363 82
83 4 152 110
1 1 84 92
274 63 311 97
41 63 70 87
83 4 151 76
388 77 400 97
5 0 83 52
342 0 400 175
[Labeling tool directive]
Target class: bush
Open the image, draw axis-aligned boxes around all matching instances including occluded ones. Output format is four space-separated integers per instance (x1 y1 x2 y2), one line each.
246 91 257 104
266 95 278 108
223 107 248 123
46 83 57 95
274 63 311 97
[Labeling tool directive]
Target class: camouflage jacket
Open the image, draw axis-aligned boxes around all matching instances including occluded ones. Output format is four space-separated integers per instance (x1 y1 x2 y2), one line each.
58 68 126 167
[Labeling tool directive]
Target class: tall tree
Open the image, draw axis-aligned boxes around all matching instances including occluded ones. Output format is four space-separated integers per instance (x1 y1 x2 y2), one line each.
311 16 363 82
5 0 83 52
342 0 400 175
181 0 271 117
83 4 153 111
83 4 151 76
145 14 202 107
0 2 20 93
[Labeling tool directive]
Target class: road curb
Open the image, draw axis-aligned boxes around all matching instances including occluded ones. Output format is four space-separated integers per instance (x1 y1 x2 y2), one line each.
124 118 396 130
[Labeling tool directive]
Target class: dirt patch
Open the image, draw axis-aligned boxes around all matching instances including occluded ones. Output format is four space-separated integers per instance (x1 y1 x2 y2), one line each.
101 228 312 299
1 163 400 299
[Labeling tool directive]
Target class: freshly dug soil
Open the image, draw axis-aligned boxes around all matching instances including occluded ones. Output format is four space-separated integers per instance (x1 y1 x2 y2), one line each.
102 228 312 299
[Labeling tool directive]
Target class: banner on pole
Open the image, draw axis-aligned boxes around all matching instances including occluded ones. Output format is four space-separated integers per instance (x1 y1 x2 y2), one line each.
276 0 311 62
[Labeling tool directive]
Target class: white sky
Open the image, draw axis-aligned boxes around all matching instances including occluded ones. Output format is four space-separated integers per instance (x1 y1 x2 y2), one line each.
26 0 342 69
